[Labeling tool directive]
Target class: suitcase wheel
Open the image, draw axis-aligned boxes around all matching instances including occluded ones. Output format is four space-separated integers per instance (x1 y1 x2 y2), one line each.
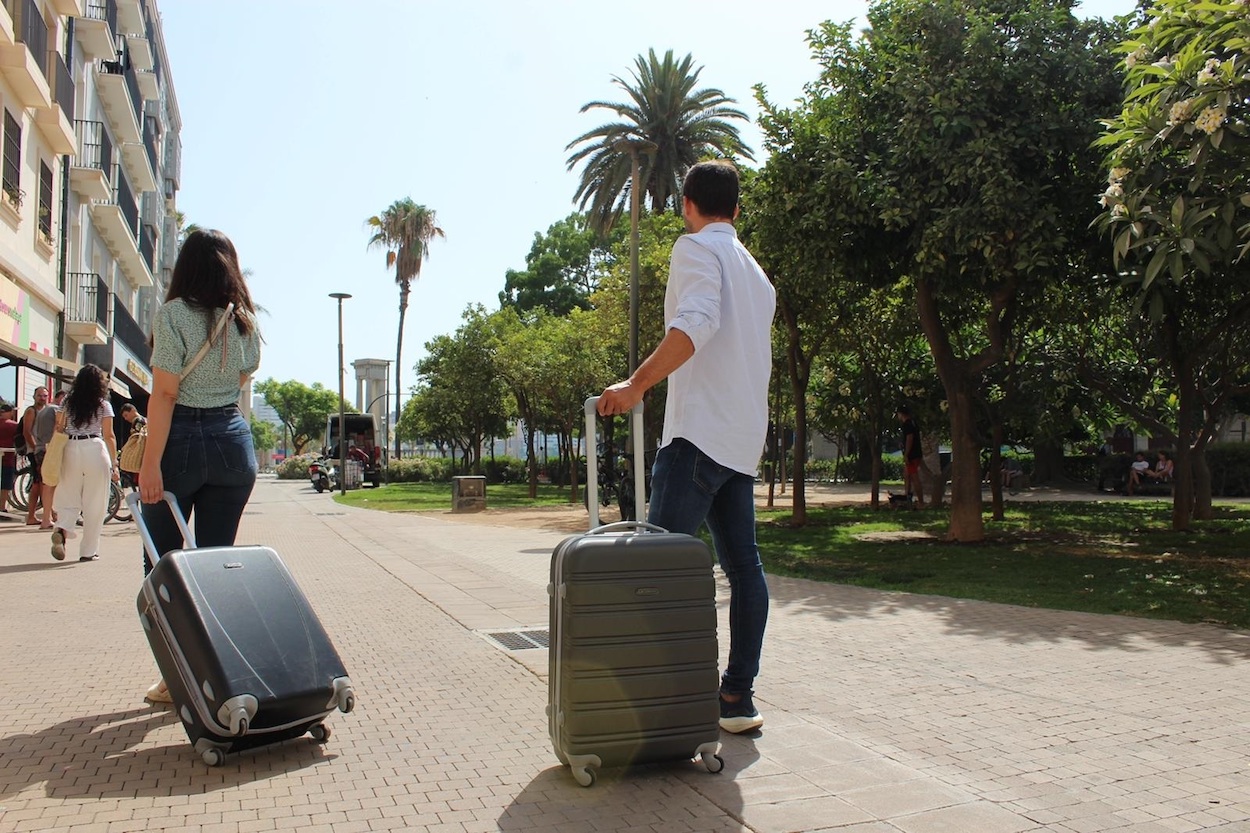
201 747 226 767
309 724 331 743
572 765 596 788
703 752 725 774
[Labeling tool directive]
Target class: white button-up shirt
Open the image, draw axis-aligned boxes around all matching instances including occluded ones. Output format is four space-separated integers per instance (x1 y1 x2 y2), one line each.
662 222 776 475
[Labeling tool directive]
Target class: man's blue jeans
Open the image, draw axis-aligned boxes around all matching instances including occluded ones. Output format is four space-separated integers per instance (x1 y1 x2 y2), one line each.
141 405 256 572
647 437 768 695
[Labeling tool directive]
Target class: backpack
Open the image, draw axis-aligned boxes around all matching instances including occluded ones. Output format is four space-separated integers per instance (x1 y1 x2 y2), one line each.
13 408 31 456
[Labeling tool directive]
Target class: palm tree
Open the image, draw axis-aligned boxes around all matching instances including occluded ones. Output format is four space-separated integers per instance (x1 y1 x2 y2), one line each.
365 198 444 460
566 48 754 233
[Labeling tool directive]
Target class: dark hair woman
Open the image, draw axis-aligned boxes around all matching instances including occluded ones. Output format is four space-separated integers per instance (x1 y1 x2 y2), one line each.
137 229 262 705
50 364 118 563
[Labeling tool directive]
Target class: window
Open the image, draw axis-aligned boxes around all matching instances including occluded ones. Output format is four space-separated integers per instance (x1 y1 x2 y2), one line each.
2 110 21 207
38 161 52 237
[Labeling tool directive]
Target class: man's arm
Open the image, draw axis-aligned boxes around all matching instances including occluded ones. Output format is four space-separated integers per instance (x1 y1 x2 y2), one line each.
597 328 695 416
21 409 35 449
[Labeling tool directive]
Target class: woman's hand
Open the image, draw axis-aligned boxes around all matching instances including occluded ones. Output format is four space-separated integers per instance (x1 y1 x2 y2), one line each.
111 466 120 483
138 461 163 503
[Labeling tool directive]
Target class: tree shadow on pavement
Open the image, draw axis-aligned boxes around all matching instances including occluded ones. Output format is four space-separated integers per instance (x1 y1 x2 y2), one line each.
0 705 332 801
499 758 746 831
765 574 1250 665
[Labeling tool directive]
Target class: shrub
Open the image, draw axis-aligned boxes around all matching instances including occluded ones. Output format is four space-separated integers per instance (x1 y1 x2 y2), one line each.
385 456 456 483
276 454 318 480
1209 443 1250 498
483 456 526 484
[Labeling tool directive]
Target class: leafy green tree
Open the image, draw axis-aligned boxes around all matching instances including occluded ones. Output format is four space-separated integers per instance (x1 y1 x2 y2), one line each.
250 416 279 464
499 214 622 315
753 3 1123 541
366 198 444 460
1096 0 1250 528
254 378 345 454
410 306 509 474
566 48 754 232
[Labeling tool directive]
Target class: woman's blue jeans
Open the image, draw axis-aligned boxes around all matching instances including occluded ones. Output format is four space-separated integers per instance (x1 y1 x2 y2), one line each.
141 405 256 572
647 437 768 695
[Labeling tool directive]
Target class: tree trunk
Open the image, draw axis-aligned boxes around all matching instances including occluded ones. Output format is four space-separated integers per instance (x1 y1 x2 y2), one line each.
946 390 984 540
915 280 987 541
989 422 1004 521
1192 447 1213 520
394 281 410 461
524 417 538 499
921 432 945 508
1031 440 1067 484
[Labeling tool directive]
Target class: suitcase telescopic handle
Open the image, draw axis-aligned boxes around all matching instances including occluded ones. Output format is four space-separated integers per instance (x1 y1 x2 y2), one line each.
126 490 197 570
583 396 647 530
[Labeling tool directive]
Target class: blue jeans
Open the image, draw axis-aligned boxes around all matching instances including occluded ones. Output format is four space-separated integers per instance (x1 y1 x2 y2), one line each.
141 405 256 573
647 437 768 695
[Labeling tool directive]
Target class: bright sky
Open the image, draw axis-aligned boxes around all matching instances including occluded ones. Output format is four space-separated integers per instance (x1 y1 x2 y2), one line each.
159 0 1136 397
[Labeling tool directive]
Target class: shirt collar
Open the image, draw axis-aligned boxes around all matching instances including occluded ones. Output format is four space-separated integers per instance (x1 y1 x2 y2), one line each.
698 221 737 237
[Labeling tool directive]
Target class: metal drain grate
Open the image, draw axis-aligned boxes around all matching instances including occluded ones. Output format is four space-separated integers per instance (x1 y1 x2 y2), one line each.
483 629 549 651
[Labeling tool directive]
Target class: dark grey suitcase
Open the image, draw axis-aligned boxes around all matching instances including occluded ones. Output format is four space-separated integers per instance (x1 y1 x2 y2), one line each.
547 399 723 787
131 492 355 766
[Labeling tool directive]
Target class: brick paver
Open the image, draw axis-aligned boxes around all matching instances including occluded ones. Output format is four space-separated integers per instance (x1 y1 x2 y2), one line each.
1 478 1248 832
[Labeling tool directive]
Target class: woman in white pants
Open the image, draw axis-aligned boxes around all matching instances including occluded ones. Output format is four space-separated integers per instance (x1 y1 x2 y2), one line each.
51 364 118 562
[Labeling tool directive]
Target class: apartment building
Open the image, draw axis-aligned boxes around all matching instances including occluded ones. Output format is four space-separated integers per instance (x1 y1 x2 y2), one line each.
0 0 179 415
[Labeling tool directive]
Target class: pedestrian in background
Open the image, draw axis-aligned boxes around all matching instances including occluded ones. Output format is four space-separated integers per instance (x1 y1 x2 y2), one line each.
50 365 118 562
20 386 47 526
0 402 18 515
34 389 66 528
138 228 261 705
896 405 925 509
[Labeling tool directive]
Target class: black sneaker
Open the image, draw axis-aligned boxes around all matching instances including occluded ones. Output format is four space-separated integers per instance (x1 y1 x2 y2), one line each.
719 691 764 733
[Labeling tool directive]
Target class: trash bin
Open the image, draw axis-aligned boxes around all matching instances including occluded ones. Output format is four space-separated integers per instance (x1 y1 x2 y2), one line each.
451 476 486 512
344 460 364 490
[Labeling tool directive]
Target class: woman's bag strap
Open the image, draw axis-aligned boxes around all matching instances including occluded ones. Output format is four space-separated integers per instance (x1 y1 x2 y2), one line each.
179 303 235 381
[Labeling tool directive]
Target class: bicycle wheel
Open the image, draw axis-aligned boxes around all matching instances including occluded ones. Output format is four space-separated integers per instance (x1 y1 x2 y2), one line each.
106 481 123 523
10 467 32 513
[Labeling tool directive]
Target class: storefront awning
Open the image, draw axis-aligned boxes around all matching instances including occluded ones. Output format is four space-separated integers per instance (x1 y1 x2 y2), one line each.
0 337 77 378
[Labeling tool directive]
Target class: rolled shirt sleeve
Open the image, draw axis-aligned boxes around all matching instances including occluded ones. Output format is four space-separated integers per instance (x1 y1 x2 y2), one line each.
149 304 188 375
665 236 722 352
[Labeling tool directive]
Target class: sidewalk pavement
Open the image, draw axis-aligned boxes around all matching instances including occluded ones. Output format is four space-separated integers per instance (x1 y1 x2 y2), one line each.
2 477 1249 833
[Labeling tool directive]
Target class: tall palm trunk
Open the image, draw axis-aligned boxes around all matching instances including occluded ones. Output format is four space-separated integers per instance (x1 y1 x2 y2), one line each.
395 281 410 460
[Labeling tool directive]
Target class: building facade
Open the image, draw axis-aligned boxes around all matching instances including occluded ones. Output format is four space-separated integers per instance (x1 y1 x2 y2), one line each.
0 0 178 418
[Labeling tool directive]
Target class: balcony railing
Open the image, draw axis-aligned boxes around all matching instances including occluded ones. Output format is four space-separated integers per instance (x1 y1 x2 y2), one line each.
142 113 158 177
113 164 137 238
84 0 119 35
14 0 48 79
50 49 72 122
65 271 110 329
74 119 113 173
139 221 155 271
112 295 150 365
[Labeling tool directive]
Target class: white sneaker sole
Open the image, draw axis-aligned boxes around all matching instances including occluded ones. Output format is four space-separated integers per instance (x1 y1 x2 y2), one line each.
719 713 764 734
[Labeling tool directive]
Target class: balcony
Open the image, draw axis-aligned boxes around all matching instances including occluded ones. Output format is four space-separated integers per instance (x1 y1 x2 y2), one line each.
135 66 157 99
77 0 117 57
124 32 150 69
112 295 150 365
119 139 154 192
48 0 84 16
0 0 50 110
70 119 113 201
95 55 140 145
35 50 75 155
114 0 142 36
88 166 151 288
64 271 110 345
0 3 14 47
139 222 155 271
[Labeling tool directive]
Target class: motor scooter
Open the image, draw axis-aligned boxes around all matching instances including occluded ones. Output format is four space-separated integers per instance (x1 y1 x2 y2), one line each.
308 457 337 493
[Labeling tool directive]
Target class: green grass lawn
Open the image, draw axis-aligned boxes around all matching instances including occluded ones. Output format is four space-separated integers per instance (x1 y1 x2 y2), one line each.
755 501 1250 628
334 481 575 512
334 482 1250 629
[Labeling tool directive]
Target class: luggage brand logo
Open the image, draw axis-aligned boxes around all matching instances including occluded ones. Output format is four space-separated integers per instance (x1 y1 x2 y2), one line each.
635 588 660 596
224 562 244 569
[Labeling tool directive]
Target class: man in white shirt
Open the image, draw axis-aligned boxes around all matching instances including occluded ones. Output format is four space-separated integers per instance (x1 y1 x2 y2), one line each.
597 160 776 734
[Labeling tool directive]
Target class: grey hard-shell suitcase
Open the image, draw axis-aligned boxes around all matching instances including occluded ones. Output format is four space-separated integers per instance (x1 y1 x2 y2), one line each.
131 492 355 766
547 398 723 787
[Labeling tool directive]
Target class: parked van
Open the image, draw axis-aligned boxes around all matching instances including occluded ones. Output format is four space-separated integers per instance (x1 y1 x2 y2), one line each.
325 413 381 487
